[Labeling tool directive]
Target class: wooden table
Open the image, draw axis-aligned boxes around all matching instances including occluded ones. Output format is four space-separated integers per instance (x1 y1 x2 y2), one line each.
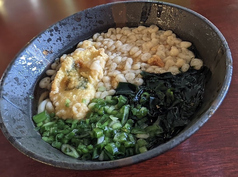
0 0 237 176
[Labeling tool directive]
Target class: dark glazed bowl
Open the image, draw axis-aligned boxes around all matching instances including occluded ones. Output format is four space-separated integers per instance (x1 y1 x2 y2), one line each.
0 1 233 170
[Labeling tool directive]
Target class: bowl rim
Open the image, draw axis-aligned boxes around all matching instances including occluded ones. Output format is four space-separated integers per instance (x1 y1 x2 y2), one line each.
0 1 233 170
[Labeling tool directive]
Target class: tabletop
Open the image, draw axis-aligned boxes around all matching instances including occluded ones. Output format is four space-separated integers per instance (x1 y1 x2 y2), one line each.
0 0 237 177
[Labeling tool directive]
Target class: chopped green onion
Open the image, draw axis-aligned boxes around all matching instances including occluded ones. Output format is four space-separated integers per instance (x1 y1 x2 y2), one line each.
33 111 49 124
97 135 105 144
109 115 118 121
116 95 127 109
105 143 118 156
52 141 62 149
139 146 147 153
113 132 127 143
136 133 150 139
93 128 104 138
111 122 122 130
88 102 96 109
61 144 79 158
136 139 148 147
36 122 43 127
82 98 87 104
120 105 130 126
42 136 54 143
65 99 71 107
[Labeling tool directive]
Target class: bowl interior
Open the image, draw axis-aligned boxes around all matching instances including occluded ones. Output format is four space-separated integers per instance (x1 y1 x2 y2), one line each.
0 1 232 170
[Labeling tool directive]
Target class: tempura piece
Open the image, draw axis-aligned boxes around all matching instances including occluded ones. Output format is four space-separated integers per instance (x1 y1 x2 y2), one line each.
50 43 108 120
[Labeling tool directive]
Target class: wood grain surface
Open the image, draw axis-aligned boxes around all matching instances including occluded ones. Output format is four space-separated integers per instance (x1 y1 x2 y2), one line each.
0 0 237 176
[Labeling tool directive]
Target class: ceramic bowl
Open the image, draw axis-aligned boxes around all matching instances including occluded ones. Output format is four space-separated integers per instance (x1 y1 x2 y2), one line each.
0 1 232 170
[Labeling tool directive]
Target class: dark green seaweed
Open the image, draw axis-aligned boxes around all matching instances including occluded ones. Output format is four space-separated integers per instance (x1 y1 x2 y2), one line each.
115 66 211 142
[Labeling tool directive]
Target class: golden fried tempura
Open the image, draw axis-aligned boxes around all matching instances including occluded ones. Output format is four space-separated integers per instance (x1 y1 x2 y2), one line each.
50 42 108 120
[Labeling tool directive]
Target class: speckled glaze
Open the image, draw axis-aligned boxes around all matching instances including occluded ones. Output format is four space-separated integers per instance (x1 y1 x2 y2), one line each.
0 1 232 170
